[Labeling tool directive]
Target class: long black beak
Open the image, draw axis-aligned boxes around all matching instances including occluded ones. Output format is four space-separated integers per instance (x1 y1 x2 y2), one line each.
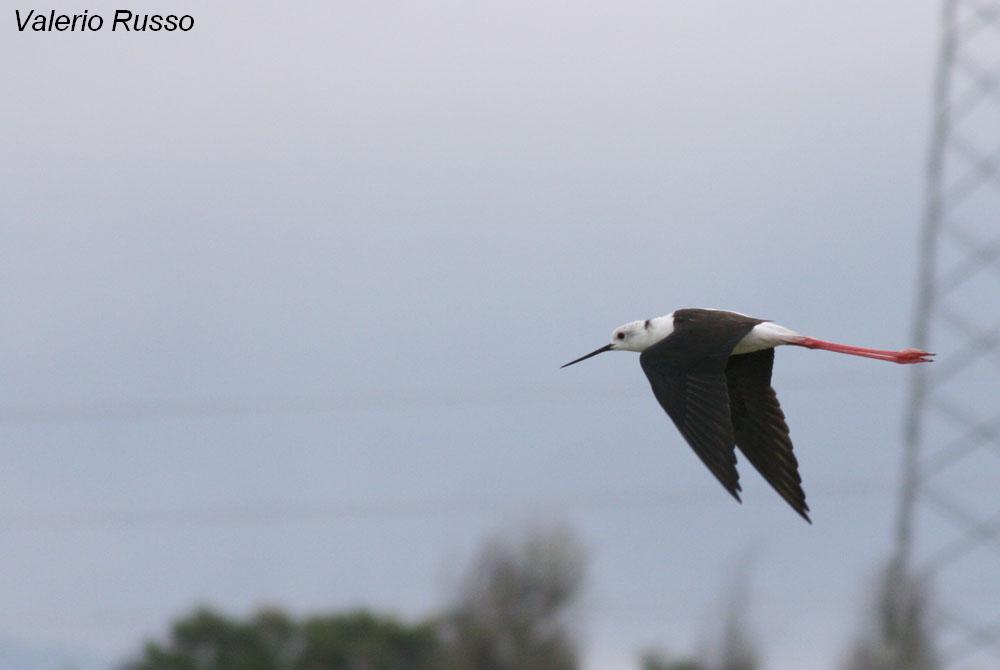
561 344 614 368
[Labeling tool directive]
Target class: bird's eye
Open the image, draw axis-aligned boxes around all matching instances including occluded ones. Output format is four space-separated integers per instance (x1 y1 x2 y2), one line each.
616 332 625 340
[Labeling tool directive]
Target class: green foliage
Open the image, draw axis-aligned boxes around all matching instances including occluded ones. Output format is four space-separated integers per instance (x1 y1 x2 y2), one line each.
122 524 587 670
297 611 442 670
122 607 442 670
639 649 707 670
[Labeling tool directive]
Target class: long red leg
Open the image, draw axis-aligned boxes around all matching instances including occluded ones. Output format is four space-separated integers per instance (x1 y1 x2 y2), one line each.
789 336 934 364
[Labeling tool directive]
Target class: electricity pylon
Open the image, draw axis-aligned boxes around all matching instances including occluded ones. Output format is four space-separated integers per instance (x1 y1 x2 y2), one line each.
895 0 1000 667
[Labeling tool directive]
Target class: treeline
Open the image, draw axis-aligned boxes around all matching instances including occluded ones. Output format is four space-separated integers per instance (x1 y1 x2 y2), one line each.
123 525 585 670
121 526 938 670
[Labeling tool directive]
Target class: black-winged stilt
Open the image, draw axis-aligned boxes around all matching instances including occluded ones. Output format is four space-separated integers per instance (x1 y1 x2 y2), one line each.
561 308 933 522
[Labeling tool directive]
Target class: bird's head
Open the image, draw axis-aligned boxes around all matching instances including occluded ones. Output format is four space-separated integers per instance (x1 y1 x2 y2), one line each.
561 317 672 368
609 321 650 352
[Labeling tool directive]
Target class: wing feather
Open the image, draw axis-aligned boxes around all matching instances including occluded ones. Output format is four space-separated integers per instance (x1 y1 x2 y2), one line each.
639 310 762 503
726 350 810 522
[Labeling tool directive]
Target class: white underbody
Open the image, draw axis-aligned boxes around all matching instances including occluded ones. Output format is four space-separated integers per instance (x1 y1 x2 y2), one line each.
731 321 801 354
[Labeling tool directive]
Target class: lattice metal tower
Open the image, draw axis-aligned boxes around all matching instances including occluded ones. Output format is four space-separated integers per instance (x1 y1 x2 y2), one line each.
894 0 1000 667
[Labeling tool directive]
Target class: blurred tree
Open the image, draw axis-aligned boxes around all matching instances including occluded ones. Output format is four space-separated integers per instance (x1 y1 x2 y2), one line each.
121 607 442 670
297 610 442 670
121 524 588 670
710 585 759 670
843 558 940 670
638 648 706 670
439 524 587 670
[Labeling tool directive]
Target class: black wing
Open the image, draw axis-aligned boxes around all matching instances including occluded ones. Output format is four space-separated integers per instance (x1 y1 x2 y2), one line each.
726 349 811 522
639 310 762 502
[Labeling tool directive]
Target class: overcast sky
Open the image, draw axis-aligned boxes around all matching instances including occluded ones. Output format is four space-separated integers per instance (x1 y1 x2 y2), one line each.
3 1 990 668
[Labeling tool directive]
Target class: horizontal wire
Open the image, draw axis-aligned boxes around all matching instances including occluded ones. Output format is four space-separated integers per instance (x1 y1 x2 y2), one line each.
0 372 975 426
5 473 1000 533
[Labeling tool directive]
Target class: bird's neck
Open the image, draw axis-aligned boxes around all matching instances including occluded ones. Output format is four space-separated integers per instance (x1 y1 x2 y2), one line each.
629 314 675 352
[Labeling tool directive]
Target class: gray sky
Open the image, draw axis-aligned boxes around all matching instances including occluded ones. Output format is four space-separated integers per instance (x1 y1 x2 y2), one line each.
1 1 974 668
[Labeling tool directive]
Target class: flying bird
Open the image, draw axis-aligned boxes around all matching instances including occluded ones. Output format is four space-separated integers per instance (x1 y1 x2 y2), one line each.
561 308 933 522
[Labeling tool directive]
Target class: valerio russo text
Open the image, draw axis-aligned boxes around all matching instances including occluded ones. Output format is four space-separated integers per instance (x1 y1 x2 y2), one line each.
15 9 195 32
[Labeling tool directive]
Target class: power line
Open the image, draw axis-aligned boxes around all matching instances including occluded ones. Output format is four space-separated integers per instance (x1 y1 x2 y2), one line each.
5 473 1000 533
0 371 970 426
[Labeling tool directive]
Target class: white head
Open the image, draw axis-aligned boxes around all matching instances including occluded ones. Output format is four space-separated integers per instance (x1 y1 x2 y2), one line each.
561 314 675 367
